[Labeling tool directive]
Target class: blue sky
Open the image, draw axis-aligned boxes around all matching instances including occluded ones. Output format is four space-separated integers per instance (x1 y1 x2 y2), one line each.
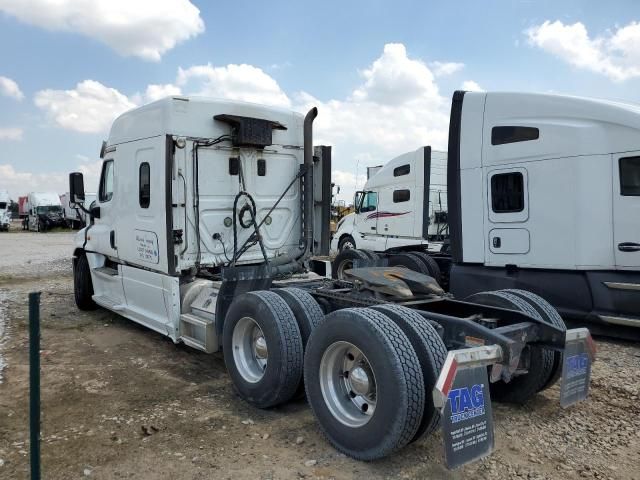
0 0 639 200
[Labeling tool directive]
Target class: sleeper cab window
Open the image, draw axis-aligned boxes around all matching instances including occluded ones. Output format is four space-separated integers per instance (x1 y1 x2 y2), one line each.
393 189 410 203
139 162 151 208
491 172 524 213
99 159 114 202
619 156 640 196
491 126 539 145
393 164 410 177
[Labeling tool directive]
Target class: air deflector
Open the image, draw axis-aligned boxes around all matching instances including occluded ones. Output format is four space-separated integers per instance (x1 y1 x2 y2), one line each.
214 114 287 148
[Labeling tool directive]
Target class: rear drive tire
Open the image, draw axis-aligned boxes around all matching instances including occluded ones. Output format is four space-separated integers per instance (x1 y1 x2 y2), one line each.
332 248 371 280
465 290 554 404
501 289 566 391
359 250 380 262
273 287 325 398
388 252 430 275
304 308 425 460
338 235 356 252
74 254 97 311
273 288 324 346
409 251 442 284
223 291 303 408
371 304 447 441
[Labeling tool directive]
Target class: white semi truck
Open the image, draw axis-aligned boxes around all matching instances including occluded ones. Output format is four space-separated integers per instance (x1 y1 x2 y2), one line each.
333 91 640 333
24 192 66 232
0 190 11 231
331 147 448 254
69 95 593 465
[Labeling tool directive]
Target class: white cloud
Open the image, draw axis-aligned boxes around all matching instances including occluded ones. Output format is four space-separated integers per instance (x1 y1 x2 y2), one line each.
461 80 484 92
76 160 103 193
0 164 66 198
0 0 204 61
430 61 465 77
34 80 136 133
270 61 292 70
0 76 24 100
352 43 441 105
28 43 460 204
0 127 23 140
295 43 450 201
526 20 640 81
177 63 291 108
0 159 102 198
144 83 182 103
332 170 368 203
33 62 292 133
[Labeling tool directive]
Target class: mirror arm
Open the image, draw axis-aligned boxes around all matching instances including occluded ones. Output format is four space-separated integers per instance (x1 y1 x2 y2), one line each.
70 201 92 216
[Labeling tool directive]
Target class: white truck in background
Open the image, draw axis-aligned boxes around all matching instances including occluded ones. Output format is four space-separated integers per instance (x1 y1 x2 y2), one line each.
60 191 96 229
332 90 640 334
68 95 591 465
25 192 65 232
331 147 448 254
0 190 11 231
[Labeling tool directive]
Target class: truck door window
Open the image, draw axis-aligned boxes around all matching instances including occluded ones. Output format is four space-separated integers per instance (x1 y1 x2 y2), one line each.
139 162 151 208
619 156 640 196
491 126 539 145
393 164 410 176
99 160 114 202
491 172 524 213
361 192 377 212
393 189 411 203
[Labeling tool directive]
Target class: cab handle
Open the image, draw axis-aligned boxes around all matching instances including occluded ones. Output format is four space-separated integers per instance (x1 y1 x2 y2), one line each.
618 242 640 252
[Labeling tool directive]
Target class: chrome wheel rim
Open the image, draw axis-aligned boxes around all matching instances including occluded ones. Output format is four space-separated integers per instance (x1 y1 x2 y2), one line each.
232 317 268 383
319 341 377 427
342 240 355 250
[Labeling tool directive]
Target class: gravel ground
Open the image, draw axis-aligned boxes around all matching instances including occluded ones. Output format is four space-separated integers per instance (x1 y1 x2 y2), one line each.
0 232 638 479
0 225 74 278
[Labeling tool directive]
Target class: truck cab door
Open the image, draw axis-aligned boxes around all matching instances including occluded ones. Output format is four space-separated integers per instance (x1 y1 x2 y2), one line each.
86 156 127 307
93 158 119 259
613 153 640 268
354 191 381 251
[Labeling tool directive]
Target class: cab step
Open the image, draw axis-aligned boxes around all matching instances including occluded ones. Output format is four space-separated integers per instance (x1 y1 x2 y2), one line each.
92 295 125 311
93 266 119 276
179 312 218 353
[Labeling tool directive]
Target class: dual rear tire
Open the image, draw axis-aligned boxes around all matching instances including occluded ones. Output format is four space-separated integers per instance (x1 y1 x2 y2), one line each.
223 292 447 460
332 248 441 284
465 289 566 404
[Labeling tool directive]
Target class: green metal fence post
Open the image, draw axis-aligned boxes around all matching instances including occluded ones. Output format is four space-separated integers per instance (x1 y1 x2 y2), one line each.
29 291 41 480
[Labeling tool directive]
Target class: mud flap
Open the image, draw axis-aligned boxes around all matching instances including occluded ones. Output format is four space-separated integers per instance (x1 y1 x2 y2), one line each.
432 345 502 469
560 328 596 408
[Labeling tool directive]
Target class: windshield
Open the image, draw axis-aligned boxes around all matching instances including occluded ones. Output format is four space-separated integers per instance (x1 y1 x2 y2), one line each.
36 205 62 214
0 202 6 209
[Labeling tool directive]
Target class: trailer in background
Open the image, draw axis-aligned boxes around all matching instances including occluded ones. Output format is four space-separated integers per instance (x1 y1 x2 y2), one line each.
60 191 96 229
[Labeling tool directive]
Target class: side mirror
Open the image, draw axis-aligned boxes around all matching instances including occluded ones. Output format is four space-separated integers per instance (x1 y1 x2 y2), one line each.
354 191 364 214
90 204 101 219
69 172 85 203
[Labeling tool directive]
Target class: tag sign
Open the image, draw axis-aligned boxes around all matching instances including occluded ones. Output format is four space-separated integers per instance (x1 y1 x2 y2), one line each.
560 328 595 408
441 366 495 469
135 230 160 264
